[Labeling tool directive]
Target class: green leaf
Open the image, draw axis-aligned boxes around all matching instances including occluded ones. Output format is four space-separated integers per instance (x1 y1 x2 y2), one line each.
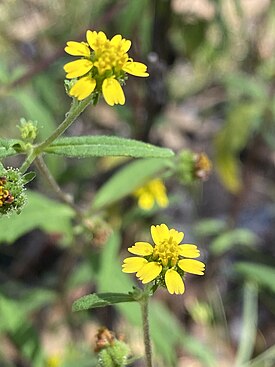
0 191 74 244
72 292 135 311
215 102 262 193
194 218 227 237
44 136 174 159
92 158 171 210
22 171 36 185
0 295 26 333
210 228 258 255
235 262 275 293
0 138 22 158
235 282 258 366
241 345 275 367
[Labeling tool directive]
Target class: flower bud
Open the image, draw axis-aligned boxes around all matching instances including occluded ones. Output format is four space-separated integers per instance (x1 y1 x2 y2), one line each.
177 150 212 185
95 328 131 367
17 118 38 142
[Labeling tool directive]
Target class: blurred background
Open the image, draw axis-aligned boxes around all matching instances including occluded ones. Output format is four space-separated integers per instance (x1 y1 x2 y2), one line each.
0 0 275 366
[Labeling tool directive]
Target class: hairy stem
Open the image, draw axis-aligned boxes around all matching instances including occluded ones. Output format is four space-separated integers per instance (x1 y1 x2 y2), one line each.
141 296 153 367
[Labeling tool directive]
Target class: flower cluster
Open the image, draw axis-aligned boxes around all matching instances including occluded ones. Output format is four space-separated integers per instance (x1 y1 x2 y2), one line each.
133 179 168 211
122 224 205 295
64 30 149 106
0 165 27 216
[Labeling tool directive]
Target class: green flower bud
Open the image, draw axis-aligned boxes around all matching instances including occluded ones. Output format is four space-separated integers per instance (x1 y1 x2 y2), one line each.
0 165 27 216
95 328 131 367
97 341 130 367
177 150 212 185
17 118 38 142
177 150 196 185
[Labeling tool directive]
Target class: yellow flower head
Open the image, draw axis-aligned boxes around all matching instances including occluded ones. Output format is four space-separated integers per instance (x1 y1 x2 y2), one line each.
133 179 168 211
122 224 205 295
46 355 61 367
64 30 149 106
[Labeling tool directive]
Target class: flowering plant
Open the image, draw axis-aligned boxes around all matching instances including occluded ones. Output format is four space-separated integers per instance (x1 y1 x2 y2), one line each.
0 29 209 367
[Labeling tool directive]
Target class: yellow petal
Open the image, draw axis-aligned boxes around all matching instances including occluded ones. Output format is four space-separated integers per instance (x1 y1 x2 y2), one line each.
86 30 107 50
169 228 184 244
178 259 205 275
123 61 149 77
69 77 96 100
110 34 122 45
151 224 169 245
65 41 90 57
165 269 185 294
122 257 148 273
138 192 154 210
102 78 125 106
137 262 162 283
64 59 93 79
178 244 200 258
111 34 131 52
128 242 153 256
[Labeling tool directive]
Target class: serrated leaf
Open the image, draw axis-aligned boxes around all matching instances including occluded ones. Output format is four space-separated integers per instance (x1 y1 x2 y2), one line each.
235 262 275 293
0 138 22 158
44 136 174 159
72 292 135 311
92 158 171 210
0 191 74 244
210 228 258 255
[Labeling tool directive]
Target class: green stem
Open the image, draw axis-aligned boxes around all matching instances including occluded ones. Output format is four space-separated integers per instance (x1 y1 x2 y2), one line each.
20 95 94 173
140 295 153 367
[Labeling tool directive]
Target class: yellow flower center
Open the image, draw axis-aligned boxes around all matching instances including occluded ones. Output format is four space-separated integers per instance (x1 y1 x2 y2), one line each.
153 237 179 267
93 41 128 75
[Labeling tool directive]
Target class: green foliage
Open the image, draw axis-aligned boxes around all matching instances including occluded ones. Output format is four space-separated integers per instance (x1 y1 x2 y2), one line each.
235 282 258 367
194 218 227 237
0 191 74 244
45 136 174 158
0 138 22 158
235 263 275 293
210 228 258 255
72 293 135 311
92 158 172 210
215 102 262 193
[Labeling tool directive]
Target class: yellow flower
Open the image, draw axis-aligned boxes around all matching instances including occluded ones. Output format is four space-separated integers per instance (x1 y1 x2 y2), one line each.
46 355 61 367
64 30 149 106
133 179 168 211
122 224 205 295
